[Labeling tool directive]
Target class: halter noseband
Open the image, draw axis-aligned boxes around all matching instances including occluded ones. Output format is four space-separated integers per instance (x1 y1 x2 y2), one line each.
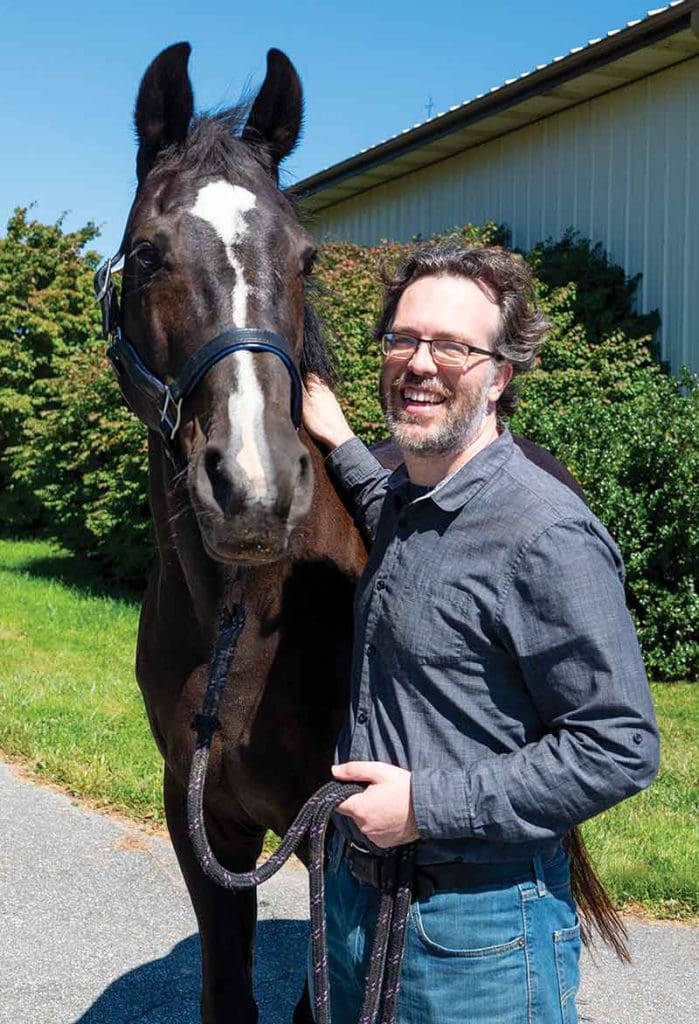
93 249 303 451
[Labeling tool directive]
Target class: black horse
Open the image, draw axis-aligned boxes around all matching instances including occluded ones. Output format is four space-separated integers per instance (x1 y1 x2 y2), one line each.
111 42 625 1024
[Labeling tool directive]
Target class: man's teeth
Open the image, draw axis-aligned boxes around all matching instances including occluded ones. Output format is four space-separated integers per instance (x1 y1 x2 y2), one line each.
403 388 444 404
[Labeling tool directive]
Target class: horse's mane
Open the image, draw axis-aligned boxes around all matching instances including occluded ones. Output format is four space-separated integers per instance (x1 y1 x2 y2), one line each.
156 107 338 389
302 299 337 387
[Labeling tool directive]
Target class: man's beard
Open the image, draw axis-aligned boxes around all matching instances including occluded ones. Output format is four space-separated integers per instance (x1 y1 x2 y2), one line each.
383 368 495 457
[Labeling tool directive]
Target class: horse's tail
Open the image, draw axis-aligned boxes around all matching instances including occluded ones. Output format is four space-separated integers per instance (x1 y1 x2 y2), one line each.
564 827 631 962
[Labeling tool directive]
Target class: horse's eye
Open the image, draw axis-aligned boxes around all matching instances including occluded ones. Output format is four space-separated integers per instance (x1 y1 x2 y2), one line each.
301 248 317 277
131 242 161 274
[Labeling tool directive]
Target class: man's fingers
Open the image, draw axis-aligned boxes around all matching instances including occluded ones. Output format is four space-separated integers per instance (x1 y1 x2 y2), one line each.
332 761 387 783
334 795 363 818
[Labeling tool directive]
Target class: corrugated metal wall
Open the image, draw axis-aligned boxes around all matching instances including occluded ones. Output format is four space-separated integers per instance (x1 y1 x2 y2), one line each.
311 58 699 373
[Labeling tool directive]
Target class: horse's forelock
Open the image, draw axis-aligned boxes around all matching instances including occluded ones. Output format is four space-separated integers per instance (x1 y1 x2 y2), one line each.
155 105 257 180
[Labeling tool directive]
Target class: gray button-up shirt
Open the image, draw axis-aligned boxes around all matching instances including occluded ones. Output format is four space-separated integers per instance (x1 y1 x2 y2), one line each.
327 430 659 865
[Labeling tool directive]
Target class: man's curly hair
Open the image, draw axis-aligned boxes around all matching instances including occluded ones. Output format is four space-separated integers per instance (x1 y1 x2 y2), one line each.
374 242 549 419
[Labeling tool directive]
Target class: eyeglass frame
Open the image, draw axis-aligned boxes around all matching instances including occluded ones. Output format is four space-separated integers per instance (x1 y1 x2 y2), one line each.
381 331 503 368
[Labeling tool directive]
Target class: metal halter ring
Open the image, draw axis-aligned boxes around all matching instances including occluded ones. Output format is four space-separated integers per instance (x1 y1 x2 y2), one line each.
160 388 183 440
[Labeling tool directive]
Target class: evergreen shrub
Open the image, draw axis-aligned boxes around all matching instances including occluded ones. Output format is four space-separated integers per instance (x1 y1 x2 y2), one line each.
0 208 101 525
313 227 698 680
7 215 697 676
512 283 698 680
13 341 153 584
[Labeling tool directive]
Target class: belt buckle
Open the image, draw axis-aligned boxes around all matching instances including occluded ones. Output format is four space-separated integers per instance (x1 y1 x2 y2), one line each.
348 841 383 888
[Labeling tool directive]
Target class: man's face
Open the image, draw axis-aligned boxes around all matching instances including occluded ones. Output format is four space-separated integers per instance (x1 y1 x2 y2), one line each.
381 274 506 457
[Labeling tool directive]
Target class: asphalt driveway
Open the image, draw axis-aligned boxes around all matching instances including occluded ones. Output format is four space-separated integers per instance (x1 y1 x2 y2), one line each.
0 759 696 1023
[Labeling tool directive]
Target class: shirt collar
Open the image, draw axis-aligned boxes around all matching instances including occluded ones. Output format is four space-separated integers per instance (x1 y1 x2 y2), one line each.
386 430 515 512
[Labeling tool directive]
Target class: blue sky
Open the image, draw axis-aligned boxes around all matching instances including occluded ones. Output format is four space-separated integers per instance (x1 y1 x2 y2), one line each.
1 0 664 258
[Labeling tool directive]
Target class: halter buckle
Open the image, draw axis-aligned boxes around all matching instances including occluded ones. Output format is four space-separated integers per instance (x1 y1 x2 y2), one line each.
160 388 183 440
95 254 115 304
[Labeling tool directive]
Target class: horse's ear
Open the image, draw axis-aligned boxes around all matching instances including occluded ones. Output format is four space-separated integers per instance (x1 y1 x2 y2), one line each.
134 42 194 184
242 49 303 175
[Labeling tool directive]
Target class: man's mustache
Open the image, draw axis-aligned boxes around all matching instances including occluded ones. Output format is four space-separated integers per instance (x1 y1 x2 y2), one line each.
389 372 453 401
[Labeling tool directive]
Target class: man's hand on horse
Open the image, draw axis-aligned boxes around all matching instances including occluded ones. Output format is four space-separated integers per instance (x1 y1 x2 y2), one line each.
302 373 355 450
332 761 420 848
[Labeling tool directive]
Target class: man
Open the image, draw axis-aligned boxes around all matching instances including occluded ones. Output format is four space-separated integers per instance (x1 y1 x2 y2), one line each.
302 243 659 1024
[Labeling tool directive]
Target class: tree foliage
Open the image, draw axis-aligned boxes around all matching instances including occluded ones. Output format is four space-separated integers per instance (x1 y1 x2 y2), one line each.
4 212 696 677
311 227 698 680
0 207 102 523
512 282 698 680
13 341 153 582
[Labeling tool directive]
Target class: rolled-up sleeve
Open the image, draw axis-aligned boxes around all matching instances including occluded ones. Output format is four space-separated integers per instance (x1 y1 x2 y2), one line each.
325 437 392 545
412 517 660 843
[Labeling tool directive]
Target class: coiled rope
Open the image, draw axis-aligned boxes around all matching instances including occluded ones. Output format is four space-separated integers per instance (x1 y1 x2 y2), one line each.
187 594 416 1024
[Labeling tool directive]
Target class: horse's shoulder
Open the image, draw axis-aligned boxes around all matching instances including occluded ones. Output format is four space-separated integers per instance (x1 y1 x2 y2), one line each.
511 434 587 504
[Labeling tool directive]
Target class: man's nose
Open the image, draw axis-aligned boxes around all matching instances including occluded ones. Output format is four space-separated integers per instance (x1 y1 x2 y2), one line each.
406 340 439 375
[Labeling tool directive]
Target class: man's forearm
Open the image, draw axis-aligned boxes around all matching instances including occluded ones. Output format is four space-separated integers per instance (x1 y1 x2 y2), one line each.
411 718 659 843
325 438 391 545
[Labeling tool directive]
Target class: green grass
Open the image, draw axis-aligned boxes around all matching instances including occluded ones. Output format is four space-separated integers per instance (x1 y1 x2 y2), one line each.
582 682 698 918
0 537 162 823
0 537 696 916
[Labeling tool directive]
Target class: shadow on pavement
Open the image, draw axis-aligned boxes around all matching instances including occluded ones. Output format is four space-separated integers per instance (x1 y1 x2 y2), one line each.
75 919 309 1023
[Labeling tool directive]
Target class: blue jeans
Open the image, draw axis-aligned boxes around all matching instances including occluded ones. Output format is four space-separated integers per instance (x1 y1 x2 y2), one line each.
312 834 580 1024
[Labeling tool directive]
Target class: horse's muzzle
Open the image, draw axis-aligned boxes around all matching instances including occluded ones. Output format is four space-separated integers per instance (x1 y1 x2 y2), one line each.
190 439 314 562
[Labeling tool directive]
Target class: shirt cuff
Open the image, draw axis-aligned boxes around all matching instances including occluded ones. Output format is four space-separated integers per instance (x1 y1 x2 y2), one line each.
325 436 385 489
411 768 473 841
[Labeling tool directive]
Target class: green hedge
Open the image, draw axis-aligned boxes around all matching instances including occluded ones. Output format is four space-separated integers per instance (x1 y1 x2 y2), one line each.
13 340 153 583
5 217 698 678
0 208 101 525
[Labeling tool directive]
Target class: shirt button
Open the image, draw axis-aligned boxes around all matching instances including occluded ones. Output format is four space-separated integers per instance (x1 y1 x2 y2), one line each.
366 643 375 655
357 710 368 725
376 580 386 591
632 732 643 745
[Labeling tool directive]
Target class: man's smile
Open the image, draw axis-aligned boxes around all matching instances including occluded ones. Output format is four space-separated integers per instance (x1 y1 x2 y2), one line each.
401 386 446 410
393 377 451 418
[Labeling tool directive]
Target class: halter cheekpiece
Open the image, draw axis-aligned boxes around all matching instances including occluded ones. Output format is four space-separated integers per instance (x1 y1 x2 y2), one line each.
94 249 304 451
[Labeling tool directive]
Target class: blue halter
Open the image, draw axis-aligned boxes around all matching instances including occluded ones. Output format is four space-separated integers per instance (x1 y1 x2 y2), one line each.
94 250 303 450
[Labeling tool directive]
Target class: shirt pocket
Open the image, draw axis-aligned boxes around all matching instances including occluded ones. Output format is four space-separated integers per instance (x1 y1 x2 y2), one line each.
386 579 475 668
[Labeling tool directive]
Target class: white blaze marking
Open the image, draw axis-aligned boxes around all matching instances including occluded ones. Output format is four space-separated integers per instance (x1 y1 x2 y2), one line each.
190 180 271 500
227 360 268 498
189 180 256 325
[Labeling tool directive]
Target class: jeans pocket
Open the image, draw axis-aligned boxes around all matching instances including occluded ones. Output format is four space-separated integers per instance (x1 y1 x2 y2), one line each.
410 885 525 957
554 922 581 1024
405 890 529 1024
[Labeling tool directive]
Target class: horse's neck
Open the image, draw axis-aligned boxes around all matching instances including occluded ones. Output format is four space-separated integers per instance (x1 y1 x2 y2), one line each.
147 433 367 648
288 434 368 569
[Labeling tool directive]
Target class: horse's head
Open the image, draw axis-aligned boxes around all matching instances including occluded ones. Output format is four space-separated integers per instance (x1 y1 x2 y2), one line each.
119 43 321 565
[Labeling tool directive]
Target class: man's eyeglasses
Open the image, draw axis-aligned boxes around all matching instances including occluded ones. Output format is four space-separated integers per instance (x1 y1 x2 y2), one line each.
381 333 502 369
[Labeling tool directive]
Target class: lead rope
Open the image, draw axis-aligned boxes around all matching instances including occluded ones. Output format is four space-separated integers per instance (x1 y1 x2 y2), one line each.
187 587 416 1024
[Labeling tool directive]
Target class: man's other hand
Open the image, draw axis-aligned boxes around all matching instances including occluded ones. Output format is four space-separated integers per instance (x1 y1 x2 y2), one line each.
302 374 355 450
332 761 420 848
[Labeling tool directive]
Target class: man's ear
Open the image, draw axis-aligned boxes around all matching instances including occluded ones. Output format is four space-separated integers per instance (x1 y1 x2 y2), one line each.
489 360 513 402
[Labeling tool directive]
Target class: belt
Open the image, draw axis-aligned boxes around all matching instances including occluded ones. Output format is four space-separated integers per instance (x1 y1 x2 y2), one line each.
345 841 545 901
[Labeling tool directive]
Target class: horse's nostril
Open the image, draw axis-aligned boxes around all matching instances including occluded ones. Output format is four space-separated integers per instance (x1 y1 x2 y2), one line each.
298 452 311 484
204 449 220 476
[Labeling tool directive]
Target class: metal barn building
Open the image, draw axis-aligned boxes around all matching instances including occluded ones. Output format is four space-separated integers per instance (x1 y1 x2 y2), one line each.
296 2 699 373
